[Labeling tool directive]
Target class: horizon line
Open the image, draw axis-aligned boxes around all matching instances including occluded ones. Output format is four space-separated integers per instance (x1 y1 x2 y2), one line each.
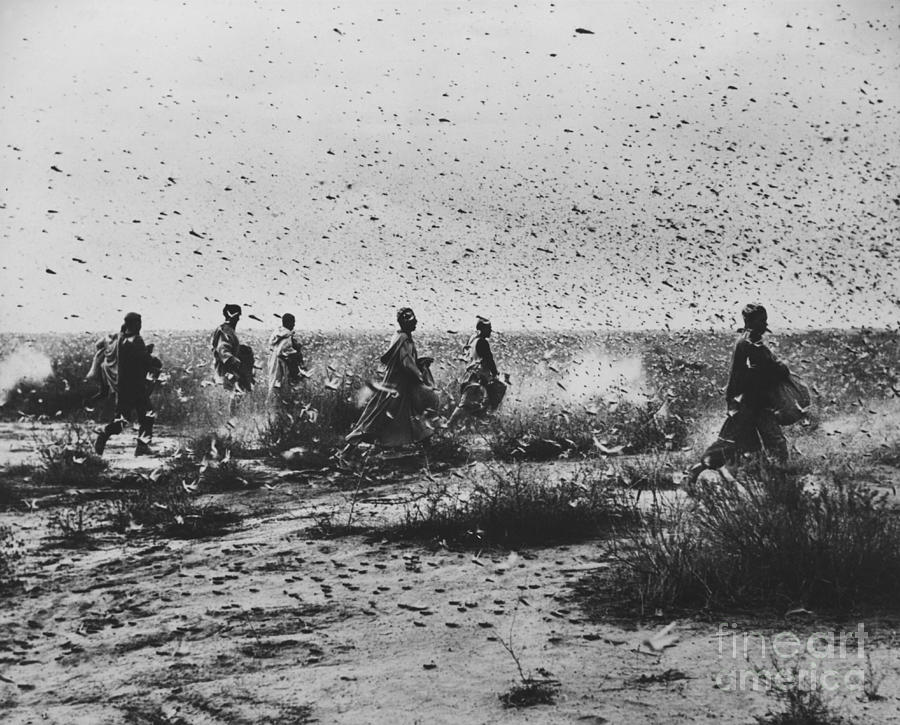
0 325 895 336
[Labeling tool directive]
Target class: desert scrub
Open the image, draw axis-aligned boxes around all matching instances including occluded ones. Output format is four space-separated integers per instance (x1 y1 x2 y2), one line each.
386 461 633 548
496 616 561 708
489 409 595 461
755 658 848 725
260 385 361 454
422 433 471 467
32 422 107 486
108 475 240 539
489 398 687 462
171 443 265 491
49 504 102 547
595 460 900 615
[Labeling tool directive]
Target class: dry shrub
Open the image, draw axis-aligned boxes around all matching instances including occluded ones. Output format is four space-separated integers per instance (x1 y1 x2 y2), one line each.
172 441 266 491
489 400 687 462
387 462 633 548
755 658 848 725
488 410 594 461
108 473 240 539
260 387 360 454
595 459 900 615
499 679 560 709
49 504 101 547
32 422 107 486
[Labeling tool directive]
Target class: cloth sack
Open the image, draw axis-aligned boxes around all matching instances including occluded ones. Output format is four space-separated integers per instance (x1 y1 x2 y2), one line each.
770 372 811 425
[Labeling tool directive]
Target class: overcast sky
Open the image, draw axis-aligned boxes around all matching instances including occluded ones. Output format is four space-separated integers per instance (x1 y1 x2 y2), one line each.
1 0 898 333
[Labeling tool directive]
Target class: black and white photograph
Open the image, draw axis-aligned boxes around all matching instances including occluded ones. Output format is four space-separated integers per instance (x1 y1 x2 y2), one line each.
1 0 898 722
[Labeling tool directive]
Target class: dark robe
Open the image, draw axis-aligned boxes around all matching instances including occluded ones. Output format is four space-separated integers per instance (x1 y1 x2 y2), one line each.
97 332 157 441
346 331 437 447
212 323 254 392
458 333 505 414
702 331 790 466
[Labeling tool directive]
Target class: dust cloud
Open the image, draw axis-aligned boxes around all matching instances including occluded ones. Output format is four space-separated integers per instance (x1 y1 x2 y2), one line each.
0 348 54 403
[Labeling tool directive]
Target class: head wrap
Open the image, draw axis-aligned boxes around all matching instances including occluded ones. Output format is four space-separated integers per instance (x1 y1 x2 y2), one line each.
740 303 770 332
397 307 416 326
122 312 142 334
282 313 295 330
223 304 242 321
476 316 492 334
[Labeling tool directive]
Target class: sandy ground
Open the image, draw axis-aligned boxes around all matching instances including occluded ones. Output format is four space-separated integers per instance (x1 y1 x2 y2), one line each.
1 423 899 724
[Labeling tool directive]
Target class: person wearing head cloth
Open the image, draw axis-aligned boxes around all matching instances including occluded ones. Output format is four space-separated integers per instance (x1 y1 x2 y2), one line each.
267 312 306 407
686 304 791 483
447 316 506 427
211 304 254 414
345 307 439 447
93 312 161 456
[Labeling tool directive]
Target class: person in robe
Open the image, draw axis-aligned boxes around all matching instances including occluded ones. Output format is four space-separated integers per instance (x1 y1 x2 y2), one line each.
267 313 305 408
211 304 253 414
447 316 506 427
345 307 438 447
686 304 790 483
93 312 160 456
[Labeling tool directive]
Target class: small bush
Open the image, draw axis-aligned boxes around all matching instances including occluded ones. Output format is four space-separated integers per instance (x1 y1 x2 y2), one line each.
109 476 240 539
499 679 560 708
387 462 633 548
596 460 900 615
260 387 360 454
489 410 594 461
32 422 107 486
488 399 688 462
172 453 265 493
49 504 99 547
756 659 847 725
603 400 689 454
495 620 561 709
422 433 471 467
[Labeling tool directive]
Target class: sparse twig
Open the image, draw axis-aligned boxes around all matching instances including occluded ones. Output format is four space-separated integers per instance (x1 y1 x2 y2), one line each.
346 446 373 527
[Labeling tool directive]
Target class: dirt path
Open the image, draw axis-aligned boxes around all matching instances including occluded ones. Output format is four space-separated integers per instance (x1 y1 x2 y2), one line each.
1 427 899 723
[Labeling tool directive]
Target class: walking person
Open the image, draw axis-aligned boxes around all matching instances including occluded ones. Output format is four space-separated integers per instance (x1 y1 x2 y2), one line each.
93 312 160 456
345 307 438 448
447 316 506 428
267 313 305 409
212 304 254 415
687 304 791 483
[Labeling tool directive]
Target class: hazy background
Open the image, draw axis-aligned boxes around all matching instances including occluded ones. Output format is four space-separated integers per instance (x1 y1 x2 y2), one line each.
1 0 897 333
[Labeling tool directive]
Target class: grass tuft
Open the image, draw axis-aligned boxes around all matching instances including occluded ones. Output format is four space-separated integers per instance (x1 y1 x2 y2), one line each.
755 659 847 725
386 461 633 548
108 473 241 539
32 422 107 486
499 679 560 708
591 457 900 616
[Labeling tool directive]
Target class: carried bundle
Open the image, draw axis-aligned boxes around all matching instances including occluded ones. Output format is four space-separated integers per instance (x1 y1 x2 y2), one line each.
771 372 811 425
237 344 255 392
413 356 440 413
